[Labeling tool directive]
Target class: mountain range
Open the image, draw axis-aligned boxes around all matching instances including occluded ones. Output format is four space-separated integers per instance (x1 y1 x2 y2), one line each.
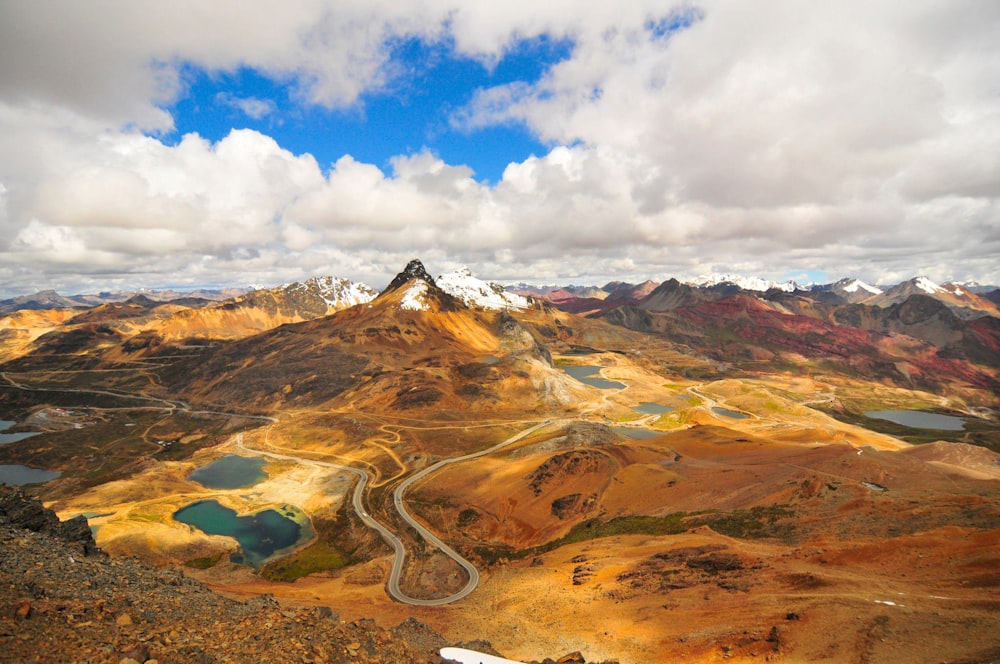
1 259 999 663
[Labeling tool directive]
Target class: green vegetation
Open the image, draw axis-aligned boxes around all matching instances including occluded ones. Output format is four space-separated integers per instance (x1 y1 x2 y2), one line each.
184 553 225 569
500 505 798 560
258 540 353 582
694 505 796 541
522 513 690 557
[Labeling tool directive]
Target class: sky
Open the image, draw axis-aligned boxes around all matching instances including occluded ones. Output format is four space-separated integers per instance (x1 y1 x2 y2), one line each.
1 0 999 297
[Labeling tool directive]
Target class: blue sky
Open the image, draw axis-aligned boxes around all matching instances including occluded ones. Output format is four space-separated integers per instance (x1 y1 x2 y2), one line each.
0 1 998 296
167 36 572 183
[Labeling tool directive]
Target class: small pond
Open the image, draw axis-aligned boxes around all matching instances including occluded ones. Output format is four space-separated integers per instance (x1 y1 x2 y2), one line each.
0 465 61 486
0 420 40 446
712 407 750 420
187 455 267 489
173 500 311 567
633 402 674 415
864 410 967 431
561 365 626 390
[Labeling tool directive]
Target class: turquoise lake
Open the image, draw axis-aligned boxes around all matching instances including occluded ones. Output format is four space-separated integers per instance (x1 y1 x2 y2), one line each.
562 365 626 390
712 407 750 420
187 455 267 489
173 500 310 567
864 410 967 431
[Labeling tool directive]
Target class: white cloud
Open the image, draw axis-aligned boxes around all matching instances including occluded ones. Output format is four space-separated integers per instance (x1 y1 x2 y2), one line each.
216 93 277 120
0 0 998 295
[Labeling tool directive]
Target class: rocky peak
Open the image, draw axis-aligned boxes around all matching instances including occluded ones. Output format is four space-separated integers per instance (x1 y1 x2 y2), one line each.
385 259 436 293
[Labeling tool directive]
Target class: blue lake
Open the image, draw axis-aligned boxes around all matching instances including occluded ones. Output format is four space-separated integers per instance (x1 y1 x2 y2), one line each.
187 455 267 489
712 407 750 420
0 420 40 446
0 465 61 485
865 410 967 431
562 365 626 390
633 403 674 415
173 500 310 567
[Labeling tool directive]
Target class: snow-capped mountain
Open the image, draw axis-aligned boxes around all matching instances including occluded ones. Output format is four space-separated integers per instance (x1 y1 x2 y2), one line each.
687 274 800 293
913 276 945 295
437 267 531 311
811 277 883 303
863 276 986 315
840 279 882 295
286 276 377 308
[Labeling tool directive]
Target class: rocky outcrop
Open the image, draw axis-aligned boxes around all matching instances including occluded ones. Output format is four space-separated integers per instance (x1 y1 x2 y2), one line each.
0 485 101 557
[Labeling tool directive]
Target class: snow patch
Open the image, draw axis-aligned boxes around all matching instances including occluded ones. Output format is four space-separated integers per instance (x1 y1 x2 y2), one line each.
915 276 943 294
688 273 799 292
437 267 531 310
843 279 882 295
873 600 903 607
399 280 429 311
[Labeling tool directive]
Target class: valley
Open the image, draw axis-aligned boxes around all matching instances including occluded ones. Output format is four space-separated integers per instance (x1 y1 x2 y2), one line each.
1 263 999 663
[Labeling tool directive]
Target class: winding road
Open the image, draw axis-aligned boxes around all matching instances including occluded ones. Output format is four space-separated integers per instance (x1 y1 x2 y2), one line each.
3 370 553 605
239 420 553 606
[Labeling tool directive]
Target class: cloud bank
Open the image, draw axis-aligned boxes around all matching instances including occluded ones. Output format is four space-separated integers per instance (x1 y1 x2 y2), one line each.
1 0 998 295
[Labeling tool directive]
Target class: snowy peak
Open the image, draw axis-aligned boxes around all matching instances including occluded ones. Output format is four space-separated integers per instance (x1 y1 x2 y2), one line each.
914 276 944 295
812 277 884 303
841 279 882 295
864 276 1000 317
436 267 531 311
376 259 462 313
687 273 800 293
287 276 377 308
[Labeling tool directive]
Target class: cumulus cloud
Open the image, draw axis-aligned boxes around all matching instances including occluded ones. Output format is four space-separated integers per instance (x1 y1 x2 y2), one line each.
0 0 998 295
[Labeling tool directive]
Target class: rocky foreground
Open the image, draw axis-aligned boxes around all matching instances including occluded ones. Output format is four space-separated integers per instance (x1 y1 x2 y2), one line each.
0 486 612 664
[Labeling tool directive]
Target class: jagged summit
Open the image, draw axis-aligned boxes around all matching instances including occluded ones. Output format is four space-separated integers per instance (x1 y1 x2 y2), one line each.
384 259 437 293
436 266 531 311
287 276 377 308
376 259 461 312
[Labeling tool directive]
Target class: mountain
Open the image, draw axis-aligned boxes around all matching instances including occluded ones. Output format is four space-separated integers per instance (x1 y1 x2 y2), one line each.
604 292 1000 396
0 289 84 314
831 294 1000 367
636 278 708 311
510 280 657 315
810 277 883 304
0 287 248 314
436 267 531 311
867 276 1000 318
153 259 577 416
686 273 800 293
5 259 1000 664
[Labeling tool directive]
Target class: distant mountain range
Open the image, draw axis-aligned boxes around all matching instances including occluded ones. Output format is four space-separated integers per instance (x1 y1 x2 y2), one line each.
513 275 1000 320
0 287 249 315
